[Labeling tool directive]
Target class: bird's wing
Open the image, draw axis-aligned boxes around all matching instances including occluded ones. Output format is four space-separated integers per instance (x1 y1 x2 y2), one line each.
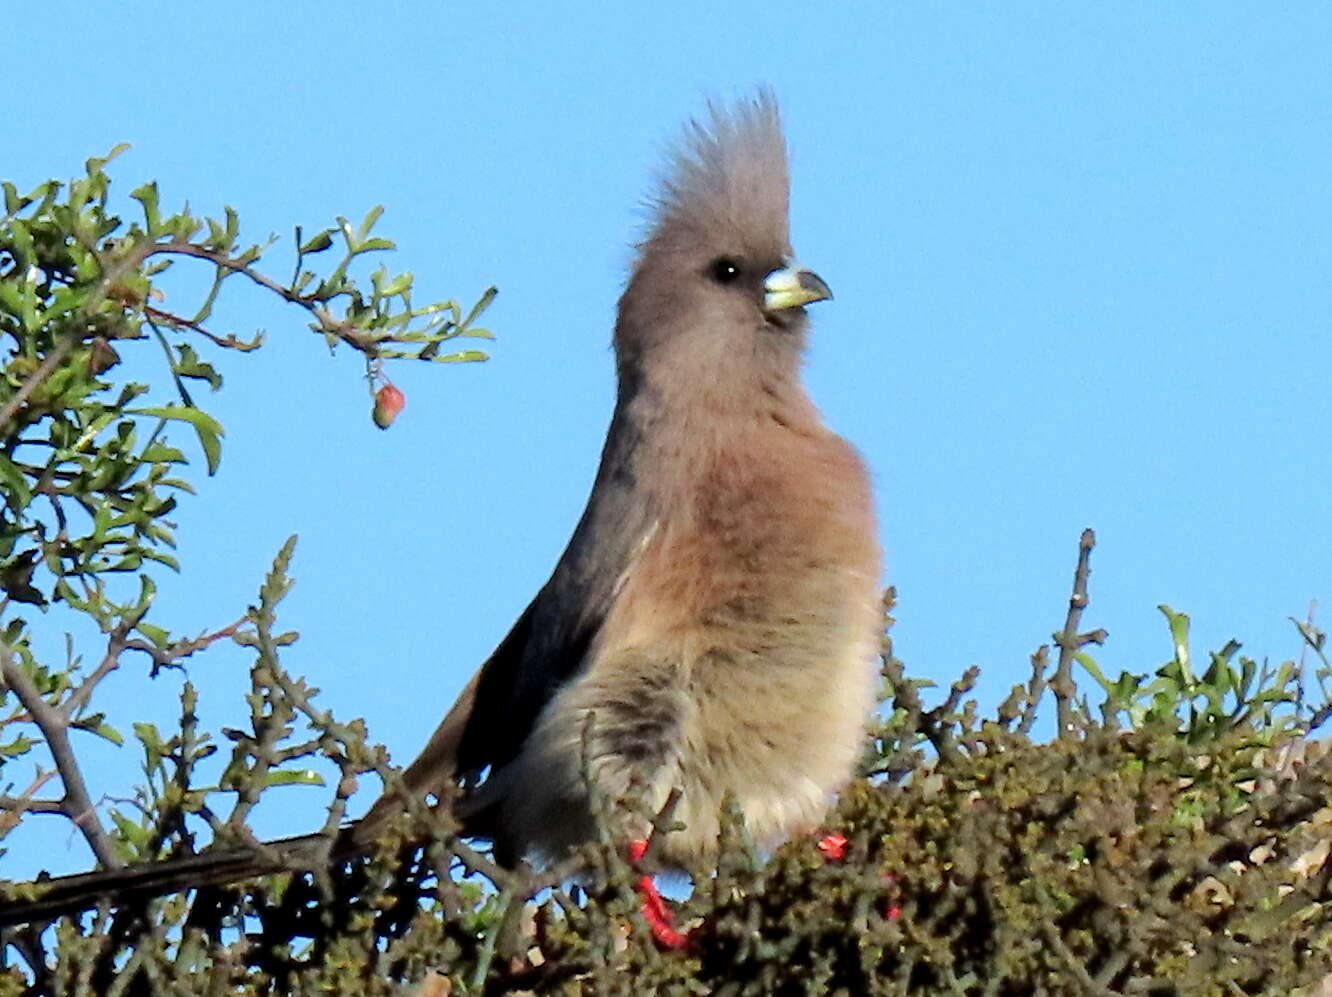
386 406 658 811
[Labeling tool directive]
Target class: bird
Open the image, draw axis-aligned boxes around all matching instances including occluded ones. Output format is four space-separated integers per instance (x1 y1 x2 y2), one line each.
0 90 882 935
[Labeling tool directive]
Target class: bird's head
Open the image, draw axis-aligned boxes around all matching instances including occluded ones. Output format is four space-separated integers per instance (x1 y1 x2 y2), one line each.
615 91 831 377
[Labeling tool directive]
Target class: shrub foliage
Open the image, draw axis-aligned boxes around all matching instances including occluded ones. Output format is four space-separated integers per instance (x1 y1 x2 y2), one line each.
0 155 1328 996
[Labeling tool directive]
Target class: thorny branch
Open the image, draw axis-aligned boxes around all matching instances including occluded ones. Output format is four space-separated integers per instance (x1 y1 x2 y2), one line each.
1050 528 1107 738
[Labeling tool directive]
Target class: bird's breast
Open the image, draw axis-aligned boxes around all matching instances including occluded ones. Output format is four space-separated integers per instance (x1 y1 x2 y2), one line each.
499 419 883 864
610 427 879 645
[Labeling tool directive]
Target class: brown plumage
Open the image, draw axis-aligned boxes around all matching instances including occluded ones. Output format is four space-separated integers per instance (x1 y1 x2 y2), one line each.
0 91 880 925
369 90 881 866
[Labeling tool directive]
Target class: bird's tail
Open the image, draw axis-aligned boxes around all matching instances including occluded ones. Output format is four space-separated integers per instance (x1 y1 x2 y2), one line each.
0 827 361 928
0 669 488 929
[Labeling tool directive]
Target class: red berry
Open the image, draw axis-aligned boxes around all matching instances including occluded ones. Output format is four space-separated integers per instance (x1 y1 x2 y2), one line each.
372 383 406 429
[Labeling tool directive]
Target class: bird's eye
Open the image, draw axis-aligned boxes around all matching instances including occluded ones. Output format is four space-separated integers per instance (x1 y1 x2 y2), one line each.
709 257 743 284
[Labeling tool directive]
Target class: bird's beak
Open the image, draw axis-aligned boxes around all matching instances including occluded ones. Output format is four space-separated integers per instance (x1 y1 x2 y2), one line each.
763 265 833 312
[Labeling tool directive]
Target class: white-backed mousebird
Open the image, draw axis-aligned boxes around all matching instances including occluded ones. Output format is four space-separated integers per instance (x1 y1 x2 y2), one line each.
0 91 882 944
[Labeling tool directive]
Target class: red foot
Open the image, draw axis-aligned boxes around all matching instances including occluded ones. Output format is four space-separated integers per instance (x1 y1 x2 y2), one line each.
629 840 689 950
816 833 849 862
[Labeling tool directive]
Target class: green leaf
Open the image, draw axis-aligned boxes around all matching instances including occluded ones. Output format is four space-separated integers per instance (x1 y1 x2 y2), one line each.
172 343 223 390
265 769 325 788
356 204 385 241
460 285 498 329
0 454 33 509
137 622 170 647
0 736 36 758
1074 651 1112 691
1157 604 1193 683
378 271 412 297
71 716 125 746
434 349 488 364
86 143 130 176
157 477 197 494
142 550 181 571
130 181 161 231
299 229 334 254
133 721 165 771
141 441 188 464
109 808 150 850
128 405 225 475
105 553 142 571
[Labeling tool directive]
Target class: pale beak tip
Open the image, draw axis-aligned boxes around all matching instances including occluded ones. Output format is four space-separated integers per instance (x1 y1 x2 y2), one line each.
762 265 833 312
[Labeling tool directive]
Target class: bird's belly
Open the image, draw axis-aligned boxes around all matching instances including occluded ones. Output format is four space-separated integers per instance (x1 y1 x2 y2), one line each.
668 604 879 856
497 562 880 866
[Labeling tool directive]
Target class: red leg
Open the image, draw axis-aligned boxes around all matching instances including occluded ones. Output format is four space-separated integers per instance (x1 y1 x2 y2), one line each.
628 839 689 950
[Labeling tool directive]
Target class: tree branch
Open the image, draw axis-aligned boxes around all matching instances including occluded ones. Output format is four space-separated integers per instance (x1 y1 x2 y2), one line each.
0 769 62 830
143 304 262 351
0 797 64 815
0 334 80 433
147 241 373 354
0 642 122 868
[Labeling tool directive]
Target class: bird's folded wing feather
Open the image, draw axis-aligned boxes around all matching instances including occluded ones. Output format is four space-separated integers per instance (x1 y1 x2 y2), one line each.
377 408 659 821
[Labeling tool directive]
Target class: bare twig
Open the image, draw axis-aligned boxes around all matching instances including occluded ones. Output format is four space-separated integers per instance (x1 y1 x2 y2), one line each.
0 642 122 868
125 618 245 677
60 617 242 726
922 666 979 765
147 241 373 354
1298 599 1318 673
0 925 52 993
61 622 134 721
634 787 684 870
1050 529 1106 739
0 769 62 830
143 304 263 351
1018 645 1050 736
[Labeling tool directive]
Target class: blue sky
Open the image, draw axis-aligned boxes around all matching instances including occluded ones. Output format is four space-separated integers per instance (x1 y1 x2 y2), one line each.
5 3 1330 876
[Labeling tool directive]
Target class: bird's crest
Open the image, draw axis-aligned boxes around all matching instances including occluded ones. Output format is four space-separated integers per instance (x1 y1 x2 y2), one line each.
646 89 791 255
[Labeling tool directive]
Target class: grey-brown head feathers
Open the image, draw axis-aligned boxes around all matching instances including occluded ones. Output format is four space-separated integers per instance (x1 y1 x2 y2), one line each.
616 91 808 370
645 89 791 259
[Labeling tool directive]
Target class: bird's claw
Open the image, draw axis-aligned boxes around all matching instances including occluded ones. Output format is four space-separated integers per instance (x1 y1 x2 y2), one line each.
637 874 689 949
